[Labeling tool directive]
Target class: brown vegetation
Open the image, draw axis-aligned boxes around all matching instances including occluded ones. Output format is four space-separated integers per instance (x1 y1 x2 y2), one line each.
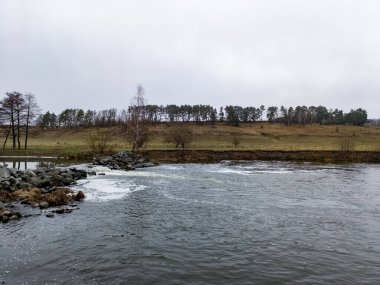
166 125 193 150
0 190 17 203
1 188 84 207
1 123 380 157
85 129 113 153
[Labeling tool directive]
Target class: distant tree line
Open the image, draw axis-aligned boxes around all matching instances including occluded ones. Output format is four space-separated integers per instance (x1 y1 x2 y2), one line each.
36 104 368 129
368 119 380 127
0 91 370 141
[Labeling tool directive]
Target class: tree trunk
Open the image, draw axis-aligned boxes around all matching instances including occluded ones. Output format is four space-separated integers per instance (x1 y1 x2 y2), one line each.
3 129 10 149
25 105 30 149
17 107 21 149
10 104 16 149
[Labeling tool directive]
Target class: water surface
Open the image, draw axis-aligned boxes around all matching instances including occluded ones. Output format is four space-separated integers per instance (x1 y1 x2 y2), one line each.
1 161 380 284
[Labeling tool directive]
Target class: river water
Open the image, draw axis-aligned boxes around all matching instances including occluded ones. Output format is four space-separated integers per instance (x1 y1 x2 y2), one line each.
1 161 380 284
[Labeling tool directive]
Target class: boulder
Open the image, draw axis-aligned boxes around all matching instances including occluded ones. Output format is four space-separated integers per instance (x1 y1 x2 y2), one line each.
75 191 85 201
0 166 11 179
39 201 49 209
1 210 22 223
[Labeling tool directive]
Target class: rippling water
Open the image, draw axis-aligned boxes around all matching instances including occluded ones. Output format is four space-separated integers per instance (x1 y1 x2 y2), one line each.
1 161 380 284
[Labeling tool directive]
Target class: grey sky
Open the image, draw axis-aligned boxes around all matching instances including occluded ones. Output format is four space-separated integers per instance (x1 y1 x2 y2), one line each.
1 0 380 117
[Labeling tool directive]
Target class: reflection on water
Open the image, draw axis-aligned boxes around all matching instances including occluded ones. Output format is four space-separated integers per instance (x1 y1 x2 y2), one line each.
0 159 87 170
1 161 38 170
1 161 57 170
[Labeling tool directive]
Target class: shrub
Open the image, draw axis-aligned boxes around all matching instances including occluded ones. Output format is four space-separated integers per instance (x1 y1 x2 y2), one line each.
85 129 112 153
166 125 193 150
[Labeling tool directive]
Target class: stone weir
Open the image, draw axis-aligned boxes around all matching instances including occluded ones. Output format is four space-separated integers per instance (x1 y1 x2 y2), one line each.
0 166 87 223
92 151 157 170
1 151 157 224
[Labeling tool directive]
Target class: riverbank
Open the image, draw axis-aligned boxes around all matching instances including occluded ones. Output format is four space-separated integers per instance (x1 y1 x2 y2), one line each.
139 149 380 163
2 123 380 157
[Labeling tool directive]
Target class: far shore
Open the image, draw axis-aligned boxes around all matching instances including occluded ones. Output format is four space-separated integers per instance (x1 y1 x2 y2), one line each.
1 149 380 164
1 123 380 164
139 149 380 164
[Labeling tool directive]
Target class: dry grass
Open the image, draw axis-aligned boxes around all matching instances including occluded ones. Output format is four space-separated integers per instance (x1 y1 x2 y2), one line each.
1 123 380 155
8 188 74 207
0 190 18 203
45 188 73 206
13 188 42 204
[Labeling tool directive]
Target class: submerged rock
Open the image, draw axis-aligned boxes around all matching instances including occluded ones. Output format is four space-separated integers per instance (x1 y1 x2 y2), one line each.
75 191 85 201
0 207 22 223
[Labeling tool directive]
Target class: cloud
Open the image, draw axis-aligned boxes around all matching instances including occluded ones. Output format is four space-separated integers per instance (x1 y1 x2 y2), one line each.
1 0 380 117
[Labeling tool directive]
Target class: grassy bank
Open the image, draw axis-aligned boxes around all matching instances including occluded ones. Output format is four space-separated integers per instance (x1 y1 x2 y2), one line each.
1 123 380 162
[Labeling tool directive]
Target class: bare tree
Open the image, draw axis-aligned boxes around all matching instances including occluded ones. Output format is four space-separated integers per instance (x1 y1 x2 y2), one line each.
166 125 193 150
127 85 149 151
0 92 25 149
24 93 40 149
85 129 112 153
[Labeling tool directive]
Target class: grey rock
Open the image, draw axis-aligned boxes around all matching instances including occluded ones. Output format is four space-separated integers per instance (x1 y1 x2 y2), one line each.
92 151 155 171
19 182 31 189
20 175 30 182
50 174 64 186
30 177 42 187
1 216 9 223
0 166 11 179
8 177 17 185
8 168 18 178
9 215 19 221
39 201 49 209
135 162 156 168
24 170 37 177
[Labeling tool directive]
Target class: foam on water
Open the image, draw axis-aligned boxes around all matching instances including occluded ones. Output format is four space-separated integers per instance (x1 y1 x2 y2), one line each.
158 164 185 171
209 168 252 175
209 164 293 175
73 174 147 202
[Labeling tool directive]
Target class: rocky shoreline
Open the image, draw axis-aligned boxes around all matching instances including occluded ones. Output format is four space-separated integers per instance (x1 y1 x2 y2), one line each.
0 166 87 223
1 151 156 224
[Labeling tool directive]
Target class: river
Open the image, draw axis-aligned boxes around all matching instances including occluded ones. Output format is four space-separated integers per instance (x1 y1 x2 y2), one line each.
1 161 380 284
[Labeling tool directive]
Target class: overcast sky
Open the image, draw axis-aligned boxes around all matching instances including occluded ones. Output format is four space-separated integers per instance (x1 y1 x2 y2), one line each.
1 0 380 117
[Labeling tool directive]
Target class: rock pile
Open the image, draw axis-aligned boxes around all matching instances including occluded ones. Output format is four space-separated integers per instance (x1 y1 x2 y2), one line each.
0 166 87 192
93 151 156 170
0 166 87 223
